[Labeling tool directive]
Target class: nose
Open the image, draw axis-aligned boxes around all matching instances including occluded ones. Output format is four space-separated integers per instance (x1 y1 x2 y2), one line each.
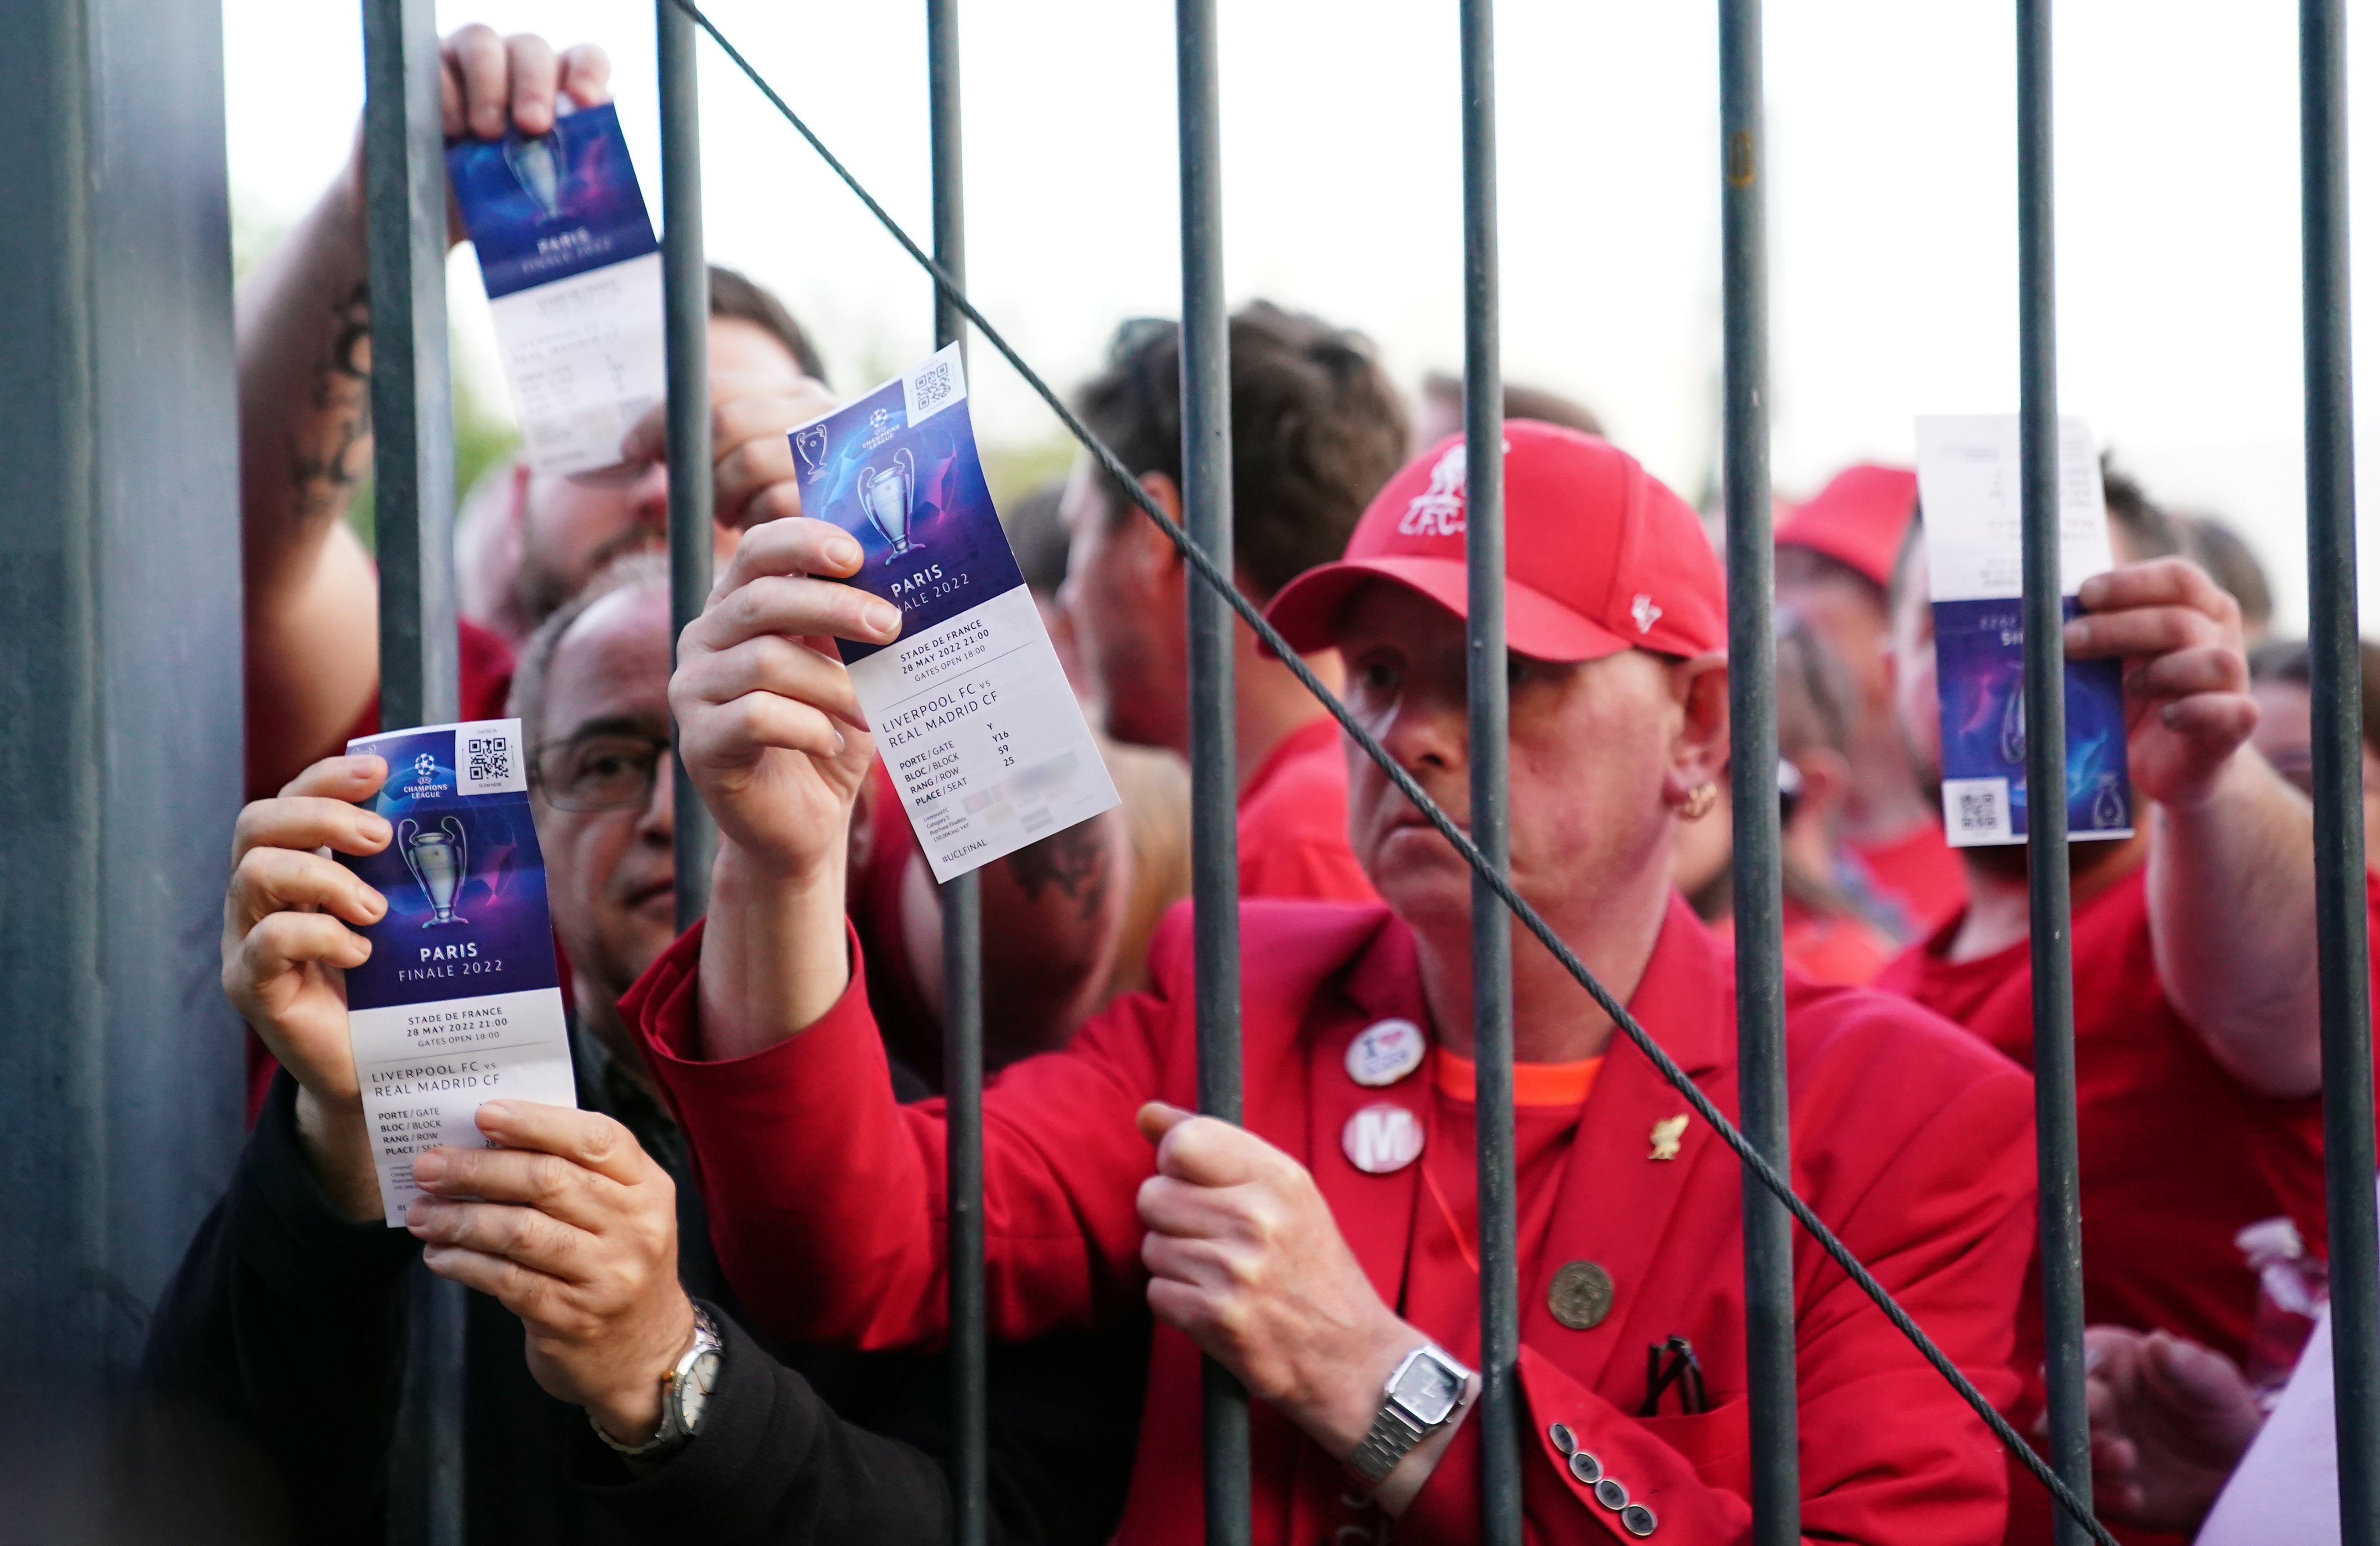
633 462 671 532
1374 680 1466 780
640 748 676 844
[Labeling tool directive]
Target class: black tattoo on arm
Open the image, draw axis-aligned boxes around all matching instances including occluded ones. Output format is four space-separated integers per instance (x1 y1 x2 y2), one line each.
1003 818 1112 924
289 281 374 524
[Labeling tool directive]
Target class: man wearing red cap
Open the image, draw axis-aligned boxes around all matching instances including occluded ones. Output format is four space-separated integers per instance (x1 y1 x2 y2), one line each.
546 424 2034 1541
1775 465 1968 937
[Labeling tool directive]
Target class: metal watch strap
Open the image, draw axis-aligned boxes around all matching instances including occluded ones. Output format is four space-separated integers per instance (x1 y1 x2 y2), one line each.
1347 1395 1432 1486
591 1306 723 1458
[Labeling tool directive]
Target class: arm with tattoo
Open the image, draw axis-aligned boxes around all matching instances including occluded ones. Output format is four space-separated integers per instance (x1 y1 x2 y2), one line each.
899 809 1131 1068
237 156 386 798
235 29 613 798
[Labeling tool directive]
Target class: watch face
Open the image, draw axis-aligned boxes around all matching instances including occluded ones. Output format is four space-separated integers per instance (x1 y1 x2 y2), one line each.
1390 1351 1464 1427
676 1348 722 1436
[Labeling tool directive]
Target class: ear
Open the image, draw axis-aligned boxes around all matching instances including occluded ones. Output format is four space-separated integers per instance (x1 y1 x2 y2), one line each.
1788 746 1850 831
1127 471 1189 590
1661 653 1731 809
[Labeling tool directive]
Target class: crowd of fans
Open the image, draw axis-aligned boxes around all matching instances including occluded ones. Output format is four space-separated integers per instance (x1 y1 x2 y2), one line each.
135 22 2375 1546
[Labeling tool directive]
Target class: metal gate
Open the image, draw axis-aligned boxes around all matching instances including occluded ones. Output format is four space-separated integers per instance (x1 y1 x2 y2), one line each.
354 3 2380 1543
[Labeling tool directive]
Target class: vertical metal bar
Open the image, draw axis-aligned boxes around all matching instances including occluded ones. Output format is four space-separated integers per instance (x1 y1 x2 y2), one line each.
1176 1 1247 1541
659 0 715 931
363 0 456 731
2299 4 2380 1538
362 2 462 1543
2014 4 2092 1541
1458 1 1517 1538
926 4 987 1542
1717 3 1798 1541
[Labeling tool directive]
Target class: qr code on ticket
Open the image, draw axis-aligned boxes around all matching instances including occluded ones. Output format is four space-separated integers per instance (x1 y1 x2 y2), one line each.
458 723 528 796
1942 776 2012 844
902 350 966 424
466 737 511 785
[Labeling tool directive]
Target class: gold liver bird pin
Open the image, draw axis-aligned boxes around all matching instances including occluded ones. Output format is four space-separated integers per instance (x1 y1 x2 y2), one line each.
1648 1115 1689 1161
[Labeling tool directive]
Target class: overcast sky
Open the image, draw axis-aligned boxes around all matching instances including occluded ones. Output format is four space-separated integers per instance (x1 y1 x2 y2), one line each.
224 0 2380 631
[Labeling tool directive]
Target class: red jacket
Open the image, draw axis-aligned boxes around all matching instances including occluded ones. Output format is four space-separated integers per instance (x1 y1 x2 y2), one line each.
627 894 2036 1544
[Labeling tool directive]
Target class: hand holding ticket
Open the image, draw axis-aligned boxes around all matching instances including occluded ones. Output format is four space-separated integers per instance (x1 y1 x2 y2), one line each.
787 347 1121 879
335 719 578 1225
1915 414 2133 847
448 102 664 476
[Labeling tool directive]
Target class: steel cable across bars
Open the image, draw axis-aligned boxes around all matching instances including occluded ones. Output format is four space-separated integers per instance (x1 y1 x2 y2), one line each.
661 2 2116 1538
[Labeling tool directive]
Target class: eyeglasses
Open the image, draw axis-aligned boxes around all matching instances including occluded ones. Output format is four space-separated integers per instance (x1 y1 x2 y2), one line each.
532 732 674 812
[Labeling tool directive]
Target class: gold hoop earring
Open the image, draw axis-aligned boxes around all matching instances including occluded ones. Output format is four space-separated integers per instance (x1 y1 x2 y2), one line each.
1680 782 1719 822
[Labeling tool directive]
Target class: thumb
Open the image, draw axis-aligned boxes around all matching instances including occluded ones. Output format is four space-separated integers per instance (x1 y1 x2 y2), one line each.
1137 1101 1194 1147
2146 1332 2248 1412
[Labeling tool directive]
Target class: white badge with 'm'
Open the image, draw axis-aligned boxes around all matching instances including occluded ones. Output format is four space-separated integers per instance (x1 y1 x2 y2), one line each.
1343 1103 1425 1175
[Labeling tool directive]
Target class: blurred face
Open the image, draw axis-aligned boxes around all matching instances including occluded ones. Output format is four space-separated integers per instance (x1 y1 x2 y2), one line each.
2250 677 2380 857
1776 551 1890 724
1334 583 1720 941
513 318 801 628
1056 455 1186 749
1886 544 1943 791
531 585 678 1008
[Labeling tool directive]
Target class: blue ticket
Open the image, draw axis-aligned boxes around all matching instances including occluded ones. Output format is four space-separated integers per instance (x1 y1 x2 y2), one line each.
339 718 577 1226
1916 415 2134 847
447 102 664 476
789 346 1120 880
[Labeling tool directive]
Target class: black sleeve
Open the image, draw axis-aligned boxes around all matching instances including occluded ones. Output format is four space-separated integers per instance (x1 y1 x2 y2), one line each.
573 1306 955 1546
139 1072 420 1545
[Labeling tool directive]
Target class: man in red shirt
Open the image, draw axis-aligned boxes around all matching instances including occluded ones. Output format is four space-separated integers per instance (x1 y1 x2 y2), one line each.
1875 487 2346 1545
401 424 2040 1541
1775 464 1968 937
1053 306 1410 903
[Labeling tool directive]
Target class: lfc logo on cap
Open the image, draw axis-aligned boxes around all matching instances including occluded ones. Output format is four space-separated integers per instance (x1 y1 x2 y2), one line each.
1399 444 1469 538
1631 593 1662 634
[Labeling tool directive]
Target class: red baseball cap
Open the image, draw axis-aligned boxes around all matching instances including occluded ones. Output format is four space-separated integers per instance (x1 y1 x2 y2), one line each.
1773 463 1917 589
1264 422 1725 662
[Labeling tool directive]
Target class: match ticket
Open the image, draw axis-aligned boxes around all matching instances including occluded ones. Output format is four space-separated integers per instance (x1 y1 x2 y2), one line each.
448 103 664 476
338 719 577 1227
1915 414 2134 848
789 345 1120 881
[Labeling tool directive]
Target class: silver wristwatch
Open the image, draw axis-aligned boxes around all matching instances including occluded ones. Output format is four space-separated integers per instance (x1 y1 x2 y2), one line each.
592 1305 725 1460
1346 1343 1476 1488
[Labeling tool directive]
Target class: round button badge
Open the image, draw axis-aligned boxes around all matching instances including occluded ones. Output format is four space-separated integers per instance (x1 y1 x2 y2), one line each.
1345 1018 1427 1088
1342 1103 1425 1175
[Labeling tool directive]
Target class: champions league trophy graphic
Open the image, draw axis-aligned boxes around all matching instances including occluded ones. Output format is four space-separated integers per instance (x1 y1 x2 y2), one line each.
857 447 922 555
2092 770 2128 829
504 133 567 219
398 816 472 927
1999 682 2027 764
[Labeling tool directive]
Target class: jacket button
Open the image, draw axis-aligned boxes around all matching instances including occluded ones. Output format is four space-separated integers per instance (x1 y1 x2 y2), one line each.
1547 1260 1615 1329
1620 1502 1658 1537
1547 1422 1576 1456
1566 1448 1602 1485
1594 1477 1629 1511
